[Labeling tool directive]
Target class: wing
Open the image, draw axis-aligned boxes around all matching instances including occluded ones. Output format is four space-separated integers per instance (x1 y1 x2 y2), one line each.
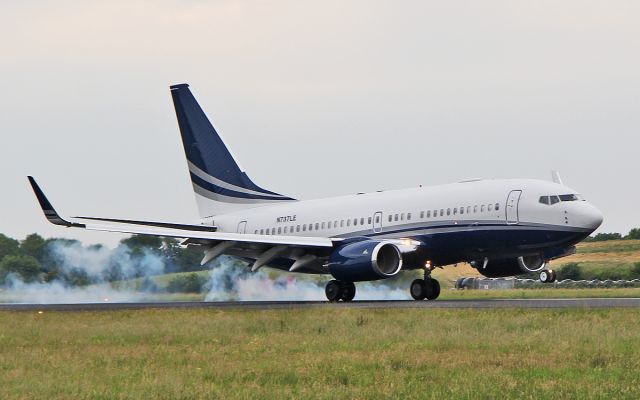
28 177 339 273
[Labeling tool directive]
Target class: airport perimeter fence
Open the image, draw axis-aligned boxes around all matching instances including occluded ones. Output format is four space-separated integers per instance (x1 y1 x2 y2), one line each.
455 277 640 290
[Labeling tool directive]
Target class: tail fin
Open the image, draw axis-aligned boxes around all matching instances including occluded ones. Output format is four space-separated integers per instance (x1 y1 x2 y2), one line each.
170 84 295 217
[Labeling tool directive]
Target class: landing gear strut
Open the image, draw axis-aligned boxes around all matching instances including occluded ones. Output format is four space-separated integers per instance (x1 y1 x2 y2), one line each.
410 265 441 301
325 280 356 302
539 269 556 283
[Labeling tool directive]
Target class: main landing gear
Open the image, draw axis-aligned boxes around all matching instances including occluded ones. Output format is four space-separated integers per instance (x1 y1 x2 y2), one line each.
325 280 356 302
410 264 441 301
539 269 557 283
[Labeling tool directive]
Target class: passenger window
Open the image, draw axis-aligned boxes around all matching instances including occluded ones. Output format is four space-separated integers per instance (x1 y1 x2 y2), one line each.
394 214 399 222
467 206 471 214
400 213 404 221
460 207 464 215
347 219 351 227
447 208 451 216
353 218 357 226
481 205 485 212
550 196 560 205
341 220 344 227
453 208 457 215
321 222 325 229
315 223 319 230
360 218 365 225
284 227 288 234
495 203 500 211
407 213 412 220
388 215 392 222
420 211 424 219
474 205 477 213
272 228 276 235
427 211 431 218
440 209 444 217
334 221 338 228
488 204 493 212
296 225 300 232
302 224 306 231
368 217 372 224
434 210 438 217
277 227 281 234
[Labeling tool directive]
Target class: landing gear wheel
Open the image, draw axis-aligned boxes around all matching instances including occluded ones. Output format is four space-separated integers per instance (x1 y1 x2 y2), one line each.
325 280 342 302
425 278 441 300
341 282 356 302
539 270 556 283
410 279 427 300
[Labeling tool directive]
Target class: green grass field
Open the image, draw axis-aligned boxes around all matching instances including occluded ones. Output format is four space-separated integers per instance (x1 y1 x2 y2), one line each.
2 308 640 399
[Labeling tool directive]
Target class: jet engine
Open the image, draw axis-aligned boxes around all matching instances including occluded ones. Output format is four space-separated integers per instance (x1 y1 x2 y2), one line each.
472 254 546 278
329 240 403 282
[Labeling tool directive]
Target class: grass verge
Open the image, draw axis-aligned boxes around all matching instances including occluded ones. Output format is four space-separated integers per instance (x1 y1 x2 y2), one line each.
1 308 640 399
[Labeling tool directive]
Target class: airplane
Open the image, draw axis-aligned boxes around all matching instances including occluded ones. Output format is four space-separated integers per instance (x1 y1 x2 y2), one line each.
28 83 604 302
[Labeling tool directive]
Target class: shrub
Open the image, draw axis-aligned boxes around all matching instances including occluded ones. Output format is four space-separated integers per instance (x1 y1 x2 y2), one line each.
631 263 640 279
0 254 42 284
586 233 622 242
166 273 207 293
557 263 582 280
626 228 640 240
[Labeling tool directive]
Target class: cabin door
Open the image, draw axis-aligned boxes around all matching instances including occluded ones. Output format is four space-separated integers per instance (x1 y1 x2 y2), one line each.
373 212 383 233
505 190 522 224
237 221 247 233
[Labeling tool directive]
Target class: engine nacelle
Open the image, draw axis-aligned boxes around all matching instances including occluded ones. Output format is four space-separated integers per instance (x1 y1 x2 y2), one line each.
473 254 546 278
329 240 403 282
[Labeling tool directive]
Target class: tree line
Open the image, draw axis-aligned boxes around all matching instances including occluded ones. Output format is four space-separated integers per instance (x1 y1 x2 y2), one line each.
583 228 640 242
0 233 204 287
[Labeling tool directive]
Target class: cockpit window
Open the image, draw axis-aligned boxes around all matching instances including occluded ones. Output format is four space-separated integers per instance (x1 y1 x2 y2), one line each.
541 193 583 205
559 194 582 201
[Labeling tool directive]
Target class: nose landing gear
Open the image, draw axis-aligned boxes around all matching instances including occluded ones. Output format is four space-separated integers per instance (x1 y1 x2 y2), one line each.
539 269 557 283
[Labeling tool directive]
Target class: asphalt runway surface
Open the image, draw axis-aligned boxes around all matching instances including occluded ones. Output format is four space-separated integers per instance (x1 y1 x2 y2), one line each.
2 298 640 311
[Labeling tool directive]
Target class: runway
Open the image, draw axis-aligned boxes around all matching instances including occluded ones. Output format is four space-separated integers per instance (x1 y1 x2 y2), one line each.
2 297 640 311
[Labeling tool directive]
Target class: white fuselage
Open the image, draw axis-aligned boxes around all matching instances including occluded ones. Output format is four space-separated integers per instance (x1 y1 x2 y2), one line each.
211 178 602 238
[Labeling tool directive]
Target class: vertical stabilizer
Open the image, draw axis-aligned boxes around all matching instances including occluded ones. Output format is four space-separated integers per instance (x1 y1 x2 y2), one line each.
170 84 295 217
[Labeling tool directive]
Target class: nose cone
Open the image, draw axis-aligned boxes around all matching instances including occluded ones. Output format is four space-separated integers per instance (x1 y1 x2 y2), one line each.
583 203 604 232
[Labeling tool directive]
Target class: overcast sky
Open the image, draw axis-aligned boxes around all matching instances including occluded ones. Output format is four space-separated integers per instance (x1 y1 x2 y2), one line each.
1 0 638 246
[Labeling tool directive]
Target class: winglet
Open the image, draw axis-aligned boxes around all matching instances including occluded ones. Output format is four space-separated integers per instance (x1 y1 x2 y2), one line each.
27 177 85 227
551 171 563 185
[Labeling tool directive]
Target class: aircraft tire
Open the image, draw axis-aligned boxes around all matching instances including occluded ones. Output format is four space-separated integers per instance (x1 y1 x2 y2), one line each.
410 279 427 300
340 282 356 302
425 278 440 300
325 280 343 302
539 270 550 283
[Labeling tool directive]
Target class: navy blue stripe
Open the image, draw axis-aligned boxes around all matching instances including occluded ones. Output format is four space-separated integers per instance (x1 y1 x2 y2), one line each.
191 173 295 201
335 221 585 239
